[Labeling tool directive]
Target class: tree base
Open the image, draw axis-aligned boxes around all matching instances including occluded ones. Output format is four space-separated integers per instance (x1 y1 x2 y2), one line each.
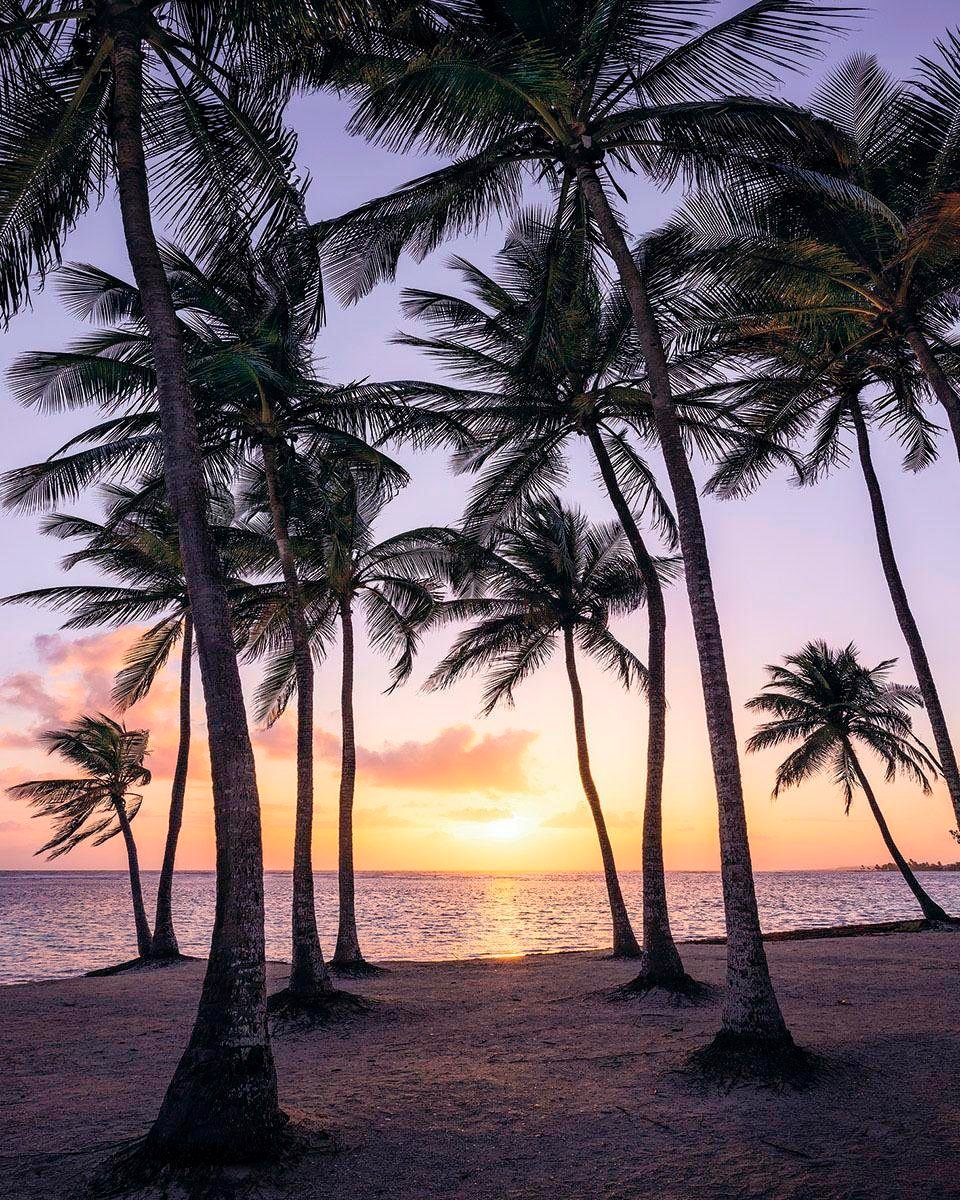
267 985 370 1025
687 1030 819 1091
87 1123 331 1198
86 954 193 978
610 971 716 1005
329 957 387 978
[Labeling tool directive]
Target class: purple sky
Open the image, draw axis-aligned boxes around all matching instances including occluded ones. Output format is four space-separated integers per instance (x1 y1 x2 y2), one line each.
1 0 959 872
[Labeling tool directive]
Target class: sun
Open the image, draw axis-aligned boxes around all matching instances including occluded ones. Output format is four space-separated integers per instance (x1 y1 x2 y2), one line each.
450 813 537 842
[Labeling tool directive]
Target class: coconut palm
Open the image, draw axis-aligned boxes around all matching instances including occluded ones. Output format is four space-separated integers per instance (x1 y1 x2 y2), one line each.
322 0 855 1054
747 642 951 923
393 209 726 986
0 485 251 960
0 0 322 1154
8 714 153 957
426 495 665 959
672 49 960 461
700 317 960 841
244 479 449 973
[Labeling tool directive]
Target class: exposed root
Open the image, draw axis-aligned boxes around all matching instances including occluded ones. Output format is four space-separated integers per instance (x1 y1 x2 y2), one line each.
86 1122 333 1198
267 986 371 1028
609 972 717 1006
329 958 388 979
86 955 194 978
686 1030 821 1092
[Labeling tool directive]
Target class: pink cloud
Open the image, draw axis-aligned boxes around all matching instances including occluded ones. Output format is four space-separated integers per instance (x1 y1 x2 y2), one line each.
356 725 536 794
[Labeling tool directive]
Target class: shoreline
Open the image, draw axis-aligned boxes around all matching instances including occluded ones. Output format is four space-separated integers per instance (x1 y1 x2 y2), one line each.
2 931 958 1199
2 916 954 989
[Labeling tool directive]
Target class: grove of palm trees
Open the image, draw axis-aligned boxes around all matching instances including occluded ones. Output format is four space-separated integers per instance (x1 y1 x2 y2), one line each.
1 2 959 1197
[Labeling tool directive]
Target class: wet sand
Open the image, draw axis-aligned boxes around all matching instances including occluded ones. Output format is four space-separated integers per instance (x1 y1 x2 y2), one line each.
1 930 958 1198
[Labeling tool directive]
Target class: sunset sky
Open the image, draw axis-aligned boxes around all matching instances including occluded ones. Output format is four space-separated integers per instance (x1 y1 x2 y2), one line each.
1 0 959 875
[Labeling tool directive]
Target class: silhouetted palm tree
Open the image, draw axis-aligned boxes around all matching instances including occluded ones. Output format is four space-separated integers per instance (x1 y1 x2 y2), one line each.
323 0 853 1054
245 480 448 973
0 485 247 960
427 495 664 958
8 714 153 957
747 641 950 923
393 210 719 986
0 1 318 1155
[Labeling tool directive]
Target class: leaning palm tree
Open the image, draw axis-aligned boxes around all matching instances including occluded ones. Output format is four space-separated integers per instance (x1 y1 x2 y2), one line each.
0 485 247 960
427 496 662 959
701 319 960 842
243 477 448 973
323 0 855 1058
393 210 722 987
747 642 951 924
8 714 153 958
0 1 319 1154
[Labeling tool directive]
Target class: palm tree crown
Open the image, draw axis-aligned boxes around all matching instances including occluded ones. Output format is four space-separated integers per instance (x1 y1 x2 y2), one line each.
8 713 150 858
427 494 654 712
746 641 938 807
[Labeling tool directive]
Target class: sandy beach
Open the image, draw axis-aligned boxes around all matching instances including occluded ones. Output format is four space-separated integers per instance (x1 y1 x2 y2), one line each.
2 930 958 1199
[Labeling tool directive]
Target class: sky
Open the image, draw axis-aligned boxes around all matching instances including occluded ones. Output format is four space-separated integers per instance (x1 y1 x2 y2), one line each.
1 0 959 875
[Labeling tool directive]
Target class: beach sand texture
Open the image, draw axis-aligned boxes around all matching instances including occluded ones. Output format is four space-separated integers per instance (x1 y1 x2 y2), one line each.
2 932 958 1199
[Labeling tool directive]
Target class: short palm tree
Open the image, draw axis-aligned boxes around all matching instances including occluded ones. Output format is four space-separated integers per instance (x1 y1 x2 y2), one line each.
8 714 153 957
322 0 853 1053
393 210 721 986
0 485 247 960
747 642 951 923
0 0 319 1153
244 480 448 973
427 495 661 959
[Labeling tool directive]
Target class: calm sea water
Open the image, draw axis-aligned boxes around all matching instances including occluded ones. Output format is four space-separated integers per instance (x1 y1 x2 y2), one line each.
1 869 958 985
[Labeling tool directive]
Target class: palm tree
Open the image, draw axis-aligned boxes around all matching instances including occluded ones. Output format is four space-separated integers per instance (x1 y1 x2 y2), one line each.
2 237 464 1008
393 210 717 987
672 49 960 461
243 479 448 973
746 642 951 923
322 0 854 1055
8 714 154 958
701 320 960 841
427 495 661 959
0 2 318 1154
0 485 248 961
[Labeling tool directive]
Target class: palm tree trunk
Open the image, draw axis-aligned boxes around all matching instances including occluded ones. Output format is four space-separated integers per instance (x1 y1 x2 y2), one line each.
111 29 283 1159
562 626 641 958
847 744 949 922
585 426 686 979
260 439 333 998
901 325 960 465
114 794 153 959
332 594 365 967
151 615 192 959
576 158 788 1043
849 400 960 832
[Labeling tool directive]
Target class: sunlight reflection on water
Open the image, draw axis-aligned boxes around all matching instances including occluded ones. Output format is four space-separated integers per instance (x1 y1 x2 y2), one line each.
1 868 959 984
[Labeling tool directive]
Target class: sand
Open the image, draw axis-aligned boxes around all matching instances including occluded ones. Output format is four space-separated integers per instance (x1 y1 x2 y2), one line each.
1 931 959 1199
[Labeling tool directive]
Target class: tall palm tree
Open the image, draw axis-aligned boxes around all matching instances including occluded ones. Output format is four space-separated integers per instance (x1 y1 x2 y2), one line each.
393 210 720 987
8 714 154 958
701 322 960 841
747 641 951 923
322 0 854 1055
0 1 318 1154
244 480 448 973
427 496 663 959
0 485 247 960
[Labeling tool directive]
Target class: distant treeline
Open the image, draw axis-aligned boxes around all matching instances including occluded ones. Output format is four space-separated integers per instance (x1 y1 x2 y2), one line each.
863 862 960 872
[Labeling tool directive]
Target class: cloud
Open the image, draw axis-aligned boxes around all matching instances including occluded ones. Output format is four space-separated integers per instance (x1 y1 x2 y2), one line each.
0 819 23 832
444 804 514 823
541 805 629 830
356 725 537 794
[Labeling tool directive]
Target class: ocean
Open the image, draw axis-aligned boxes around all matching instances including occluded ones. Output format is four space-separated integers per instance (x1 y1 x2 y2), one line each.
2 868 958 985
